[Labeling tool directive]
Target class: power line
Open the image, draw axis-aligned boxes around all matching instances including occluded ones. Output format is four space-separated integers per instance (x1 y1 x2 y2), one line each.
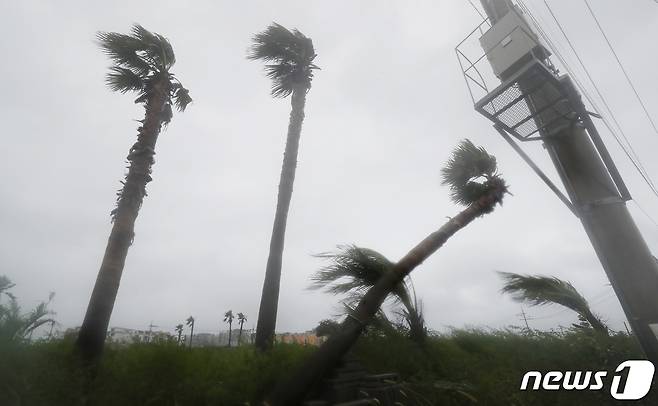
541 0 658 198
583 0 658 137
518 0 652 195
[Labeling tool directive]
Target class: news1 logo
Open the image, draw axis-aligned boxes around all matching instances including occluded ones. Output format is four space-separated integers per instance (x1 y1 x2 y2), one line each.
520 360 655 400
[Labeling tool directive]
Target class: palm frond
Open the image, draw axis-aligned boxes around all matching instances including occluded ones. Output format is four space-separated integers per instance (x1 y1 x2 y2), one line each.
96 31 153 75
130 24 176 70
249 23 317 97
172 84 192 111
499 272 590 313
310 245 410 305
441 139 507 207
105 67 144 93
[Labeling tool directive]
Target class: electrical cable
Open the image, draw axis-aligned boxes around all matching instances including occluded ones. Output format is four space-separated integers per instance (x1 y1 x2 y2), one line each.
584 0 658 138
542 0 658 197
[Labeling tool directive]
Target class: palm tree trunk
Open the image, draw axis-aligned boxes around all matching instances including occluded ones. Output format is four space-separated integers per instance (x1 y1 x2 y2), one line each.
228 321 232 347
255 85 307 351
189 322 194 349
238 323 244 345
268 187 506 405
75 76 170 362
582 308 608 335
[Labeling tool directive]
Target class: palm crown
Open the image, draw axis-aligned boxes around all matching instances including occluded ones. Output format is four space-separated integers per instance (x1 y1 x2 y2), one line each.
248 23 318 98
97 24 192 121
224 310 234 323
237 312 247 323
498 272 607 333
441 139 507 210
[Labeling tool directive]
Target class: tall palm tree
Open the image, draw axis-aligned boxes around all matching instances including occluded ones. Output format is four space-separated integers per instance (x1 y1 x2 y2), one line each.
174 323 184 345
498 272 608 335
248 23 319 351
310 246 426 345
186 316 195 349
75 24 192 361
269 140 509 404
224 310 234 347
237 312 247 345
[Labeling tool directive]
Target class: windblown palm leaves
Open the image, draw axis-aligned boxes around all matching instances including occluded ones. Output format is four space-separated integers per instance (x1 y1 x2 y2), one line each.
248 23 318 97
98 24 191 119
441 139 507 209
310 246 411 305
310 246 426 344
498 272 608 334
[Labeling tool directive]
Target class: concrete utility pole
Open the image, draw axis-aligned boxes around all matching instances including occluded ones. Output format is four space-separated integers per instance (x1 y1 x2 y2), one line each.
475 0 658 362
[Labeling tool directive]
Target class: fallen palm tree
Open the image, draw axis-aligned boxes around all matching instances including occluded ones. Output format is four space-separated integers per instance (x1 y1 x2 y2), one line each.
268 139 510 405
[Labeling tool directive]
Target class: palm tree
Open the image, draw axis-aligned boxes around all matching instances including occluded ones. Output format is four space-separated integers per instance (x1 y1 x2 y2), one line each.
174 323 184 345
186 316 195 349
75 24 192 361
498 272 608 335
269 140 509 404
237 312 247 345
248 23 319 351
310 246 426 345
224 310 234 347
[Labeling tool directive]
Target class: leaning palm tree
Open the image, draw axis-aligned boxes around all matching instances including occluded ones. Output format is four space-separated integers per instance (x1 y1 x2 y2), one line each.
237 312 247 345
224 310 234 347
269 140 509 404
498 272 608 335
248 23 319 351
186 316 195 349
310 246 426 345
174 323 184 345
75 24 191 361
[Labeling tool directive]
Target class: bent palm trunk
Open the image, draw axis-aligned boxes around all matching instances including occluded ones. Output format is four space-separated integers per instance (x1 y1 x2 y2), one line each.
255 85 307 351
76 78 169 361
268 186 506 405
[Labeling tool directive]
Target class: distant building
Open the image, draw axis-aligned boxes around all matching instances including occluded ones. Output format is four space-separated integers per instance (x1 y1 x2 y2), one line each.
275 331 326 346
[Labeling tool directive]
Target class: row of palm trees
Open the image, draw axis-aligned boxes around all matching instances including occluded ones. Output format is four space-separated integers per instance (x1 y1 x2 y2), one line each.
172 312 248 348
74 22 316 361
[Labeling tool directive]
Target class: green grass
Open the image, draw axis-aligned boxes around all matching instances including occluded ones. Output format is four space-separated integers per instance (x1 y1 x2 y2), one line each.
1 329 655 405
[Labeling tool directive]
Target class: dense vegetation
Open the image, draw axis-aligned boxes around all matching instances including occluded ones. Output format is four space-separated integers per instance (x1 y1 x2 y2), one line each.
1 328 654 405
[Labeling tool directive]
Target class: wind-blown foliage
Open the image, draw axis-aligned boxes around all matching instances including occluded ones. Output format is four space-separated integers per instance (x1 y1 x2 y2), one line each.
247 22 318 97
498 272 608 334
310 246 427 344
311 246 410 305
441 139 505 208
0 276 56 342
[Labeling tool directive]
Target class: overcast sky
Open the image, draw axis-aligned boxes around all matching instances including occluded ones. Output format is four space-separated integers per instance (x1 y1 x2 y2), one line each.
1 0 657 338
